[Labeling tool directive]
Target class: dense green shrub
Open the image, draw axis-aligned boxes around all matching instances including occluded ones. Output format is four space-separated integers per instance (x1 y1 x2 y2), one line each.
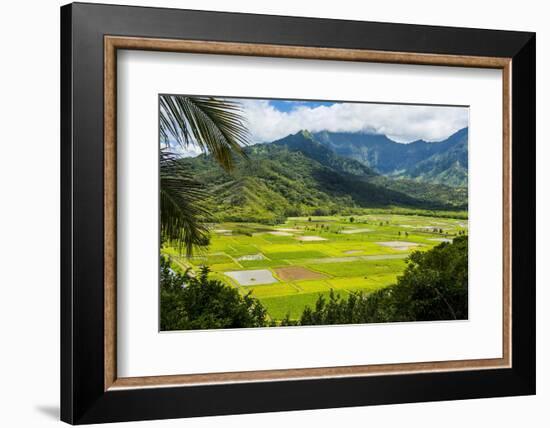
160 257 270 331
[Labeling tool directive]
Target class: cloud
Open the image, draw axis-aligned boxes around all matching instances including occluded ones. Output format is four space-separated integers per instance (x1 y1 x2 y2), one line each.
238 99 468 144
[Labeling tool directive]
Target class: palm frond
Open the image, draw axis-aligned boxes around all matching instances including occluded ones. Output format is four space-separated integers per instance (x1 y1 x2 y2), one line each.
160 95 249 171
160 151 212 256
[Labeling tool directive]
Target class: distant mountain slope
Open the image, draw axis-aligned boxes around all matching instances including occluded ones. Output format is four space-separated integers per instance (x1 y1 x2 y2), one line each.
403 132 468 186
269 130 377 178
179 131 467 224
313 128 468 186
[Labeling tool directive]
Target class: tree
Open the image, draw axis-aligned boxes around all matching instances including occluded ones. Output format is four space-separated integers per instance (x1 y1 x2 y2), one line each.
160 257 269 330
389 236 467 321
349 216 355 223
160 95 249 254
280 313 298 327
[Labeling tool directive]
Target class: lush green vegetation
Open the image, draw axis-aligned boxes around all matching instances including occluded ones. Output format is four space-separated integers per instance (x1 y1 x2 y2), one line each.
356 207 468 220
162 212 468 324
179 130 467 226
298 235 468 325
159 95 249 254
160 257 270 330
161 235 468 329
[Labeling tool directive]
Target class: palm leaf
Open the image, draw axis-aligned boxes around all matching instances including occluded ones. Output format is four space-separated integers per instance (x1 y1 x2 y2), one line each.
160 95 249 171
160 151 212 256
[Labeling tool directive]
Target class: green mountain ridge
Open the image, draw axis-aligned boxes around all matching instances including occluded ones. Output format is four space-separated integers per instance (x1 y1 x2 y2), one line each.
313 127 468 187
179 130 467 224
401 134 468 186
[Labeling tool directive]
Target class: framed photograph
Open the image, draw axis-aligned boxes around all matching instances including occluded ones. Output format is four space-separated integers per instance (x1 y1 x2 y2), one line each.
61 2 535 424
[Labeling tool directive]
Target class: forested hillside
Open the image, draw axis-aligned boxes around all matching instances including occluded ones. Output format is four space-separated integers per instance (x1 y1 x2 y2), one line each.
179 130 468 224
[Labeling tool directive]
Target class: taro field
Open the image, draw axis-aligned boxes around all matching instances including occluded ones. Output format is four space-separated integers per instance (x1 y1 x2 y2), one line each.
162 212 468 321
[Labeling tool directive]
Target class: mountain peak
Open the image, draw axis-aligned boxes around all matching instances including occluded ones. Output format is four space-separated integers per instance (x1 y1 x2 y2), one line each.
298 129 313 139
268 130 377 178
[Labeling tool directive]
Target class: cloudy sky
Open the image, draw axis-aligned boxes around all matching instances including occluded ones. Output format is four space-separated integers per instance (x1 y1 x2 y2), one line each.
165 97 468 155
237 98 468 144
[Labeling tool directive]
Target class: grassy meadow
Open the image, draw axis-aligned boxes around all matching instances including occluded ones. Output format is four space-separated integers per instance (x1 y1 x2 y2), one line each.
162 211 468 322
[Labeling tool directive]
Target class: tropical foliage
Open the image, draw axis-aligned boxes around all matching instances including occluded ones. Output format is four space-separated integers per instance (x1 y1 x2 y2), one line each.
159 95 249 254
179 130 467 225
160 95 248 170
160 151 211 255
160 257 270 330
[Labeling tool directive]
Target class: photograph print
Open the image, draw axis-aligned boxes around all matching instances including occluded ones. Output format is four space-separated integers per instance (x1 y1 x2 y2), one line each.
159 95 469 331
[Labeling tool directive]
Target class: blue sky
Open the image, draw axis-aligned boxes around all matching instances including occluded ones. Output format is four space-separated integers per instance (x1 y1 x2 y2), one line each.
267 100 337 112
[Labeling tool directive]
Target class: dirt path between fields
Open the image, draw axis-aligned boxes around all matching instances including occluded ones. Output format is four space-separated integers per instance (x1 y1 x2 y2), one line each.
299 254 409 265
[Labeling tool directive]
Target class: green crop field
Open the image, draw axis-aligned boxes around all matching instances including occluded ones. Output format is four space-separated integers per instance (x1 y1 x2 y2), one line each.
162 211 468 321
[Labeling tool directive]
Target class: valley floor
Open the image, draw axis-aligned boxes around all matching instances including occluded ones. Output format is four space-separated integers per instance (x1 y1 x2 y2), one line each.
162 212 468 322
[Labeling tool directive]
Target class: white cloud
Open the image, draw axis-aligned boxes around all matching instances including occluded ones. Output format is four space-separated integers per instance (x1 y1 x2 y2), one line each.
239 100 468 144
